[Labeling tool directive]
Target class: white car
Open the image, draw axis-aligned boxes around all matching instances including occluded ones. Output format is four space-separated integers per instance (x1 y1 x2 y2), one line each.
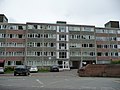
0 67 4 74
29 66 38 73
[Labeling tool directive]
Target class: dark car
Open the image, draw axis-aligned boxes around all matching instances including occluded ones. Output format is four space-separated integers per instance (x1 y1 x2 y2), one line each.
50 65 59 72
14 65 30 76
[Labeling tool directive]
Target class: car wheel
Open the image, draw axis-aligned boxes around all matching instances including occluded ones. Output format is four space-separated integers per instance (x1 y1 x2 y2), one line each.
26 73 29 76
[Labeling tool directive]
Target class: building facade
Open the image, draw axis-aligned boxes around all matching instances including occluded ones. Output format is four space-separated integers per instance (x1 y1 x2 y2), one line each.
0 14 120 69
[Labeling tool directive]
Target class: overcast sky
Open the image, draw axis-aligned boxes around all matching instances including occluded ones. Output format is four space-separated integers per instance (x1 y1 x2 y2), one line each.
0 0 120 27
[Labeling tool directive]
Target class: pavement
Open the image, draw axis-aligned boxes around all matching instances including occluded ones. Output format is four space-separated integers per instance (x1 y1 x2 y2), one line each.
0 69 120 90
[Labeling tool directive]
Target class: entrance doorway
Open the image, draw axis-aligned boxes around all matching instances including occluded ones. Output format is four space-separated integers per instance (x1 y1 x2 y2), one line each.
58 61 70 70
72 61 80 69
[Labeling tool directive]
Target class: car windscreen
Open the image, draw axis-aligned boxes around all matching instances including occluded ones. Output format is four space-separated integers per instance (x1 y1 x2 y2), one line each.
15 68 26 71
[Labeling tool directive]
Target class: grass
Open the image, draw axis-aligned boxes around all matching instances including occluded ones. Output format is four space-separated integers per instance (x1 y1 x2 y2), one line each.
38 69 50 72
4 70 14 74
4 67 14 74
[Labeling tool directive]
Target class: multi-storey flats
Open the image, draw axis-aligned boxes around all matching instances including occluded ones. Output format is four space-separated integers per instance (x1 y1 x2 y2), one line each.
0 14 120 69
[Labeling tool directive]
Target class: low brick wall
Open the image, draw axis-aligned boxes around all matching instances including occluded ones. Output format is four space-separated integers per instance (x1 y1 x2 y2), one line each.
78 64 120 77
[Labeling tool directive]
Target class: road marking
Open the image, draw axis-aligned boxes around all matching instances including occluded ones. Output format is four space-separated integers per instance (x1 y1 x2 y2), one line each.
64 79 69 81
79 86 97 90
36 79 44 87
114 80 120 84
46 78 70 86
7 78 25 81
36 79 44 84
31 86 40 88
101 87 116 90
0 84 13 87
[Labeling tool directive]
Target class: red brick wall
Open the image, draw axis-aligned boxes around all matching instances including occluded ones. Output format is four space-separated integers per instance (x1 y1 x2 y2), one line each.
78 64 120 77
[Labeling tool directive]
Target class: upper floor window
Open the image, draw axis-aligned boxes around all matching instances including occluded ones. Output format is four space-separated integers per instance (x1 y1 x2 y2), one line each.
69 26 80 31
59 43 66 49
117 30 120 34
96 37 109 41
59 34 66 41
0 25 8 29
59 26 66 32
18 25 26 30
109 30 116 34
82 27 94 32
28 25 37 29
96 29 108 33
28 24 56 30
59 52 67 58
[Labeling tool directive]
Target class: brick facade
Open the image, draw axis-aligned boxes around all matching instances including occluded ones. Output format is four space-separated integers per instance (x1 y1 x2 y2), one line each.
78 64 120 77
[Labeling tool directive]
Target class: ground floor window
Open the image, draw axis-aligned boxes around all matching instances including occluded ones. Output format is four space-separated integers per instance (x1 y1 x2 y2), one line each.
16 61 23 65
5 61 23 66
27 60 57 66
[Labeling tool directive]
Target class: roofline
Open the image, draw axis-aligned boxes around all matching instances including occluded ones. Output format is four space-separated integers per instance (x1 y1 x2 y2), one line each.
26 22 95 27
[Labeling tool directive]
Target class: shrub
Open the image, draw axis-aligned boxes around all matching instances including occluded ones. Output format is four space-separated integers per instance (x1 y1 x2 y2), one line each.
111 60 120 64
38 68 49 72
4 67 14 73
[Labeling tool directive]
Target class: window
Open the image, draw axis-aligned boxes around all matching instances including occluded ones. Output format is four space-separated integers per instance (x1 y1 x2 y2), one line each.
0 51 5 56
109 37 116 41
90 52 95 56
96 37 109 41
59 35 66 41
96 29 108 33
37 43 40 47
8 61 12 65
36 52 42 56
117 37 120 41
0 34 6 38
81 35 94 39
51 43 54 47
104 45 108 48
51 52 54 56
16 61 22 65
82 27 94 32
34 25 37 29
59 43 66 49
0 25 8 29
69 26 80 31
9 25 17 30
18 26 23 30
117 30 120 34
115 52 118 56
59 26 66 32
105 52 109 56
89 44 94 47
28 25 37 29
70 51 81 56
27 42 34 47
18 34 23 38
97 52 102 56
83 44 88 47
114 45 117 48
109 30 116 34
59 52 67 58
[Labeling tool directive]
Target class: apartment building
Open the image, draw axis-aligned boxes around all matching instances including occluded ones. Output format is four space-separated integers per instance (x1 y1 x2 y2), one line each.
0 14 120 69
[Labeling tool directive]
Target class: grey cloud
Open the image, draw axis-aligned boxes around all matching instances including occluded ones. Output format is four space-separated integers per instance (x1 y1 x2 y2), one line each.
1 0 120 27
0 0 5 6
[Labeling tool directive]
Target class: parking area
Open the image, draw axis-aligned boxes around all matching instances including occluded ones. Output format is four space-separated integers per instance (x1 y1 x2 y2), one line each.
0 69 120 90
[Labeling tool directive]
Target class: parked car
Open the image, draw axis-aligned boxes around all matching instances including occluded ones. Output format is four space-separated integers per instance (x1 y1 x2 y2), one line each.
29 66 38 73
50 65 59 72
14 65 30 76
0 67 4 74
